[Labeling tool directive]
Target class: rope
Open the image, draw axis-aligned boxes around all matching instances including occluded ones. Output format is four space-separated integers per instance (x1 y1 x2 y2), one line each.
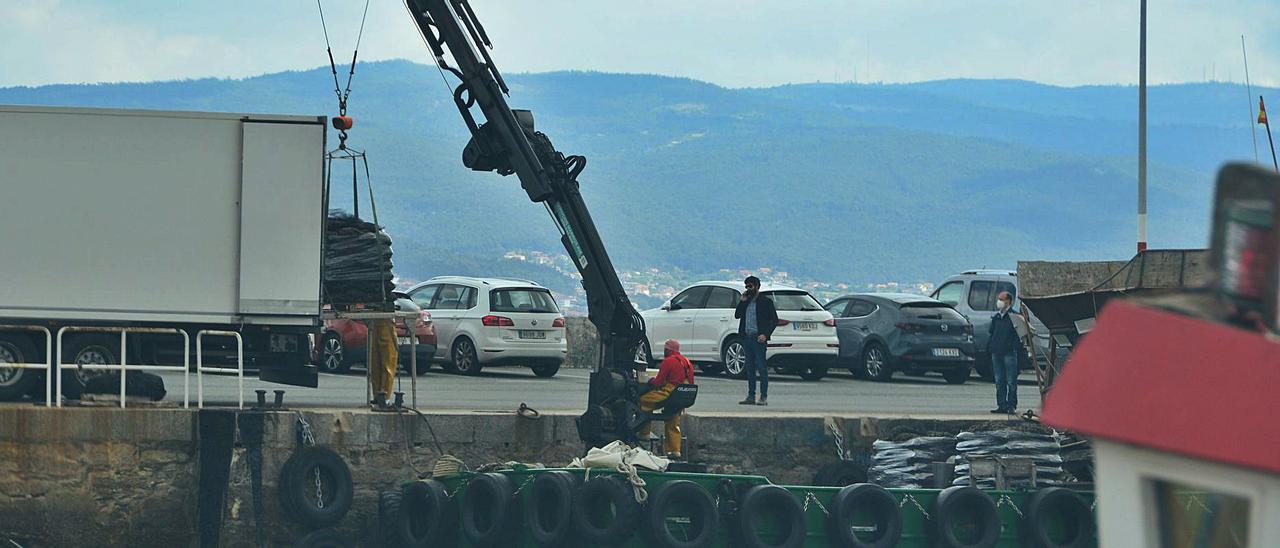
616 462 648 504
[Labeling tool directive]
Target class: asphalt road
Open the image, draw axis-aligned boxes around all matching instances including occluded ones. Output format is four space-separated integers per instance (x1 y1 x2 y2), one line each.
157 365 1042 416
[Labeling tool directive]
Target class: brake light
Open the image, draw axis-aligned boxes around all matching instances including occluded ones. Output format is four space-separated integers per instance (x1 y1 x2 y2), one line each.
482 315 515 327
777 319 791 326
417 309 431 327
895 322 924 334
823 319 836 327
552 317 566 328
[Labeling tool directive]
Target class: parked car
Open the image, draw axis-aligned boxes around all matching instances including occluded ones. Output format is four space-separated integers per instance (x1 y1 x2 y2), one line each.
824 293 976 384
315 292 437 374
404 277 567 377
930 270 1049 379
639 281 839 380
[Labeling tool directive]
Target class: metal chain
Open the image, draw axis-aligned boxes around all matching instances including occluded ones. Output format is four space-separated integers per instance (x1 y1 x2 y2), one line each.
827 422 847 460
514 474 538 495
295 412 316 447
899 494 931 520
617 463 649 504
314 467 325 509
446 477 472 500
802 492 829 516
996 494 1022 518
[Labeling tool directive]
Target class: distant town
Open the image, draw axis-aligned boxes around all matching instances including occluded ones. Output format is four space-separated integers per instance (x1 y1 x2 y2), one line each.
497 249 936 315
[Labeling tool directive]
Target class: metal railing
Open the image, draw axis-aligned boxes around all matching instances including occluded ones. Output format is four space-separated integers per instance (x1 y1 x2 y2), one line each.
196 330 244 409
0 325 53 406
55 326 189 408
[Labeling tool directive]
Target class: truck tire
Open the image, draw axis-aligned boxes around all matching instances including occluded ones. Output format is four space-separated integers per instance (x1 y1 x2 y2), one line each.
0 334 40 401
450 337 483 376
292 528 351 548
62 336 116 400
318 332 350 374
278 446 354 529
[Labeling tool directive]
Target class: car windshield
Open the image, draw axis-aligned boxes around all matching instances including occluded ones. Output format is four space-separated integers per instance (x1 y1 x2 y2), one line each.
900 302 965 321
490 288 560 313
766 291 824 311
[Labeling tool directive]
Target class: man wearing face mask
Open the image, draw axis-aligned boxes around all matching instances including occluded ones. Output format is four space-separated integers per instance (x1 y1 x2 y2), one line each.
987 291 1021 414
735 276 777 405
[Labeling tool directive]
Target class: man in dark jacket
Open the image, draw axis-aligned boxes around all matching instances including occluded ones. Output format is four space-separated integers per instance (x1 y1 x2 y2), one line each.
987 291 1022 414
734 276 777 405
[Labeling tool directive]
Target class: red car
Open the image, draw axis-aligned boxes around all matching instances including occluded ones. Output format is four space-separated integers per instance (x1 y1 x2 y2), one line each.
315 292 437 374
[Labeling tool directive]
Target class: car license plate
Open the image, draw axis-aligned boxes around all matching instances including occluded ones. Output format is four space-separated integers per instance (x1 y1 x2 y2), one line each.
932 348 961 357
519 330 546 340
397 337 412 345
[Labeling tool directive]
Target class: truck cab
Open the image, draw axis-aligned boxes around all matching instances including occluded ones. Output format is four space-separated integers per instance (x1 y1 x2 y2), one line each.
931 270 1050 378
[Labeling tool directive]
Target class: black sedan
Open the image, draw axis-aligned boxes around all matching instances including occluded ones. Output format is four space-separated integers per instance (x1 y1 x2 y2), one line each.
824 293 976 384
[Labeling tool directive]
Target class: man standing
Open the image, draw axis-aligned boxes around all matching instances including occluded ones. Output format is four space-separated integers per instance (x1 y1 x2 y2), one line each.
735 276 777 406
988 291 1021 414
368 318 399 410
639 339 695 458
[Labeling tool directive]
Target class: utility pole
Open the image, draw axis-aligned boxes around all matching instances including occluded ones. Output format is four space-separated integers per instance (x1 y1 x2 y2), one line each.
1137 0 1148 253
1243 36 1259 163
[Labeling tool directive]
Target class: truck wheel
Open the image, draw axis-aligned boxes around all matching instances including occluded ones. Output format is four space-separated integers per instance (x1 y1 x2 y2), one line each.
317 332 350 374
451 337 483 376
861 343 893 382
721 338 746 379
62 336 116 400
0 334 40 401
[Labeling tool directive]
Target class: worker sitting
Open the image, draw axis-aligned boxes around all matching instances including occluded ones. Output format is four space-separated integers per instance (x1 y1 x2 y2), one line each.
639 339 695 458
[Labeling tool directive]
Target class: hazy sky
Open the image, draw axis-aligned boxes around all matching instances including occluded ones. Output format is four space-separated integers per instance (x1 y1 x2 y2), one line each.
3 0 1278 88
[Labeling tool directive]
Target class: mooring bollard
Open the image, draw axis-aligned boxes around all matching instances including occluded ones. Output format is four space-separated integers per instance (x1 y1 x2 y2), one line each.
255 390 268 409
273 390 285 409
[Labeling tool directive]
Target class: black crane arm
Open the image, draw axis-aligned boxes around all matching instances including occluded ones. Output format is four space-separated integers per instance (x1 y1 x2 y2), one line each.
404 0 649 447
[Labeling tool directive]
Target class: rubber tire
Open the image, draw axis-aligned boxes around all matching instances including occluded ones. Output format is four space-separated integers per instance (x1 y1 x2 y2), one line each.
721 338 747 380
278 446 354 529
318 332 350 373
527 471 580 547
825 483 902 548
451 337 483 376
531 362 561 378
1022 487 1093 548
798 365 827 381
697 362 725 375
974 354 994 382
861 343 893 382
378 489 404 548
932 486 1000 548
812 460 869 487
292 528 351 548
942 367 970 385
0 334 40 401
572 475 643 546
461 472 519 547
396 479 458 548
61 335 117 400
643 480 719 548
82 370 167 401
736 484 806 548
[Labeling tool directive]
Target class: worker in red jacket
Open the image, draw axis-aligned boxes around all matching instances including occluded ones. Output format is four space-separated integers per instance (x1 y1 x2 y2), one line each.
640 339 695 458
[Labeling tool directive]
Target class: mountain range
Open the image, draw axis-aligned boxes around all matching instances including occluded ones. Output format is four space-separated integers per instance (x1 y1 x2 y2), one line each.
2 60 1272 293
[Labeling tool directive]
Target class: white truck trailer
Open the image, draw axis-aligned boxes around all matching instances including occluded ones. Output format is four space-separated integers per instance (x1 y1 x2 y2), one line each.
0 105 328 400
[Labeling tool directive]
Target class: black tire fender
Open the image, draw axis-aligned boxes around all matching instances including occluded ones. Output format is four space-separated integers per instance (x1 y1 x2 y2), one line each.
572 475 643 545
1022 487 1093 548
643 480 719 548
527 471 580 547
460 472 519 547
932 485 1000 548
291 527 351 548
396 479 458 547
278 446 354 529
377 488 403 548
736 484 806 548
825 483 901 548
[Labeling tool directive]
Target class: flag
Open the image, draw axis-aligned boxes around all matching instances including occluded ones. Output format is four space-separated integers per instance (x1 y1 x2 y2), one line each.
1261 97 1269 125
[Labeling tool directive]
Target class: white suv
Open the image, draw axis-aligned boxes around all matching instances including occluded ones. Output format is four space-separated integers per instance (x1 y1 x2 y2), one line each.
405 277 568 377
639 281 839 380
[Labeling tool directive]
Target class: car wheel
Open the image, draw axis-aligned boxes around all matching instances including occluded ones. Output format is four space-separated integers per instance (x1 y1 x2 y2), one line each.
942 366 970 385
862 343 893 382
318 332 349 374
798 365 827 381
63 337 115 400
451 337 482 376
974 353 994 382
531 362 560 378
698 362 724 375
721 338 746 379
0 335 40 401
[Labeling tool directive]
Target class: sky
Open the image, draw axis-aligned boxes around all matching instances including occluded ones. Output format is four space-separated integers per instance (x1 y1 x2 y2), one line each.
2 0 1278 89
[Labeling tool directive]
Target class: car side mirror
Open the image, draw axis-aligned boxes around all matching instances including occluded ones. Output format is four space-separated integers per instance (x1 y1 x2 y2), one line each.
661 301 672 311
667 303 681 311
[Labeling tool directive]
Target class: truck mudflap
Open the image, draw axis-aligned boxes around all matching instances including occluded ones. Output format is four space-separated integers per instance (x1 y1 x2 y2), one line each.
260 364 319 388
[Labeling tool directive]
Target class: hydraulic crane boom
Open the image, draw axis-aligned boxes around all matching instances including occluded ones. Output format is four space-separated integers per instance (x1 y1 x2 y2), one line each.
404 0 649 447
